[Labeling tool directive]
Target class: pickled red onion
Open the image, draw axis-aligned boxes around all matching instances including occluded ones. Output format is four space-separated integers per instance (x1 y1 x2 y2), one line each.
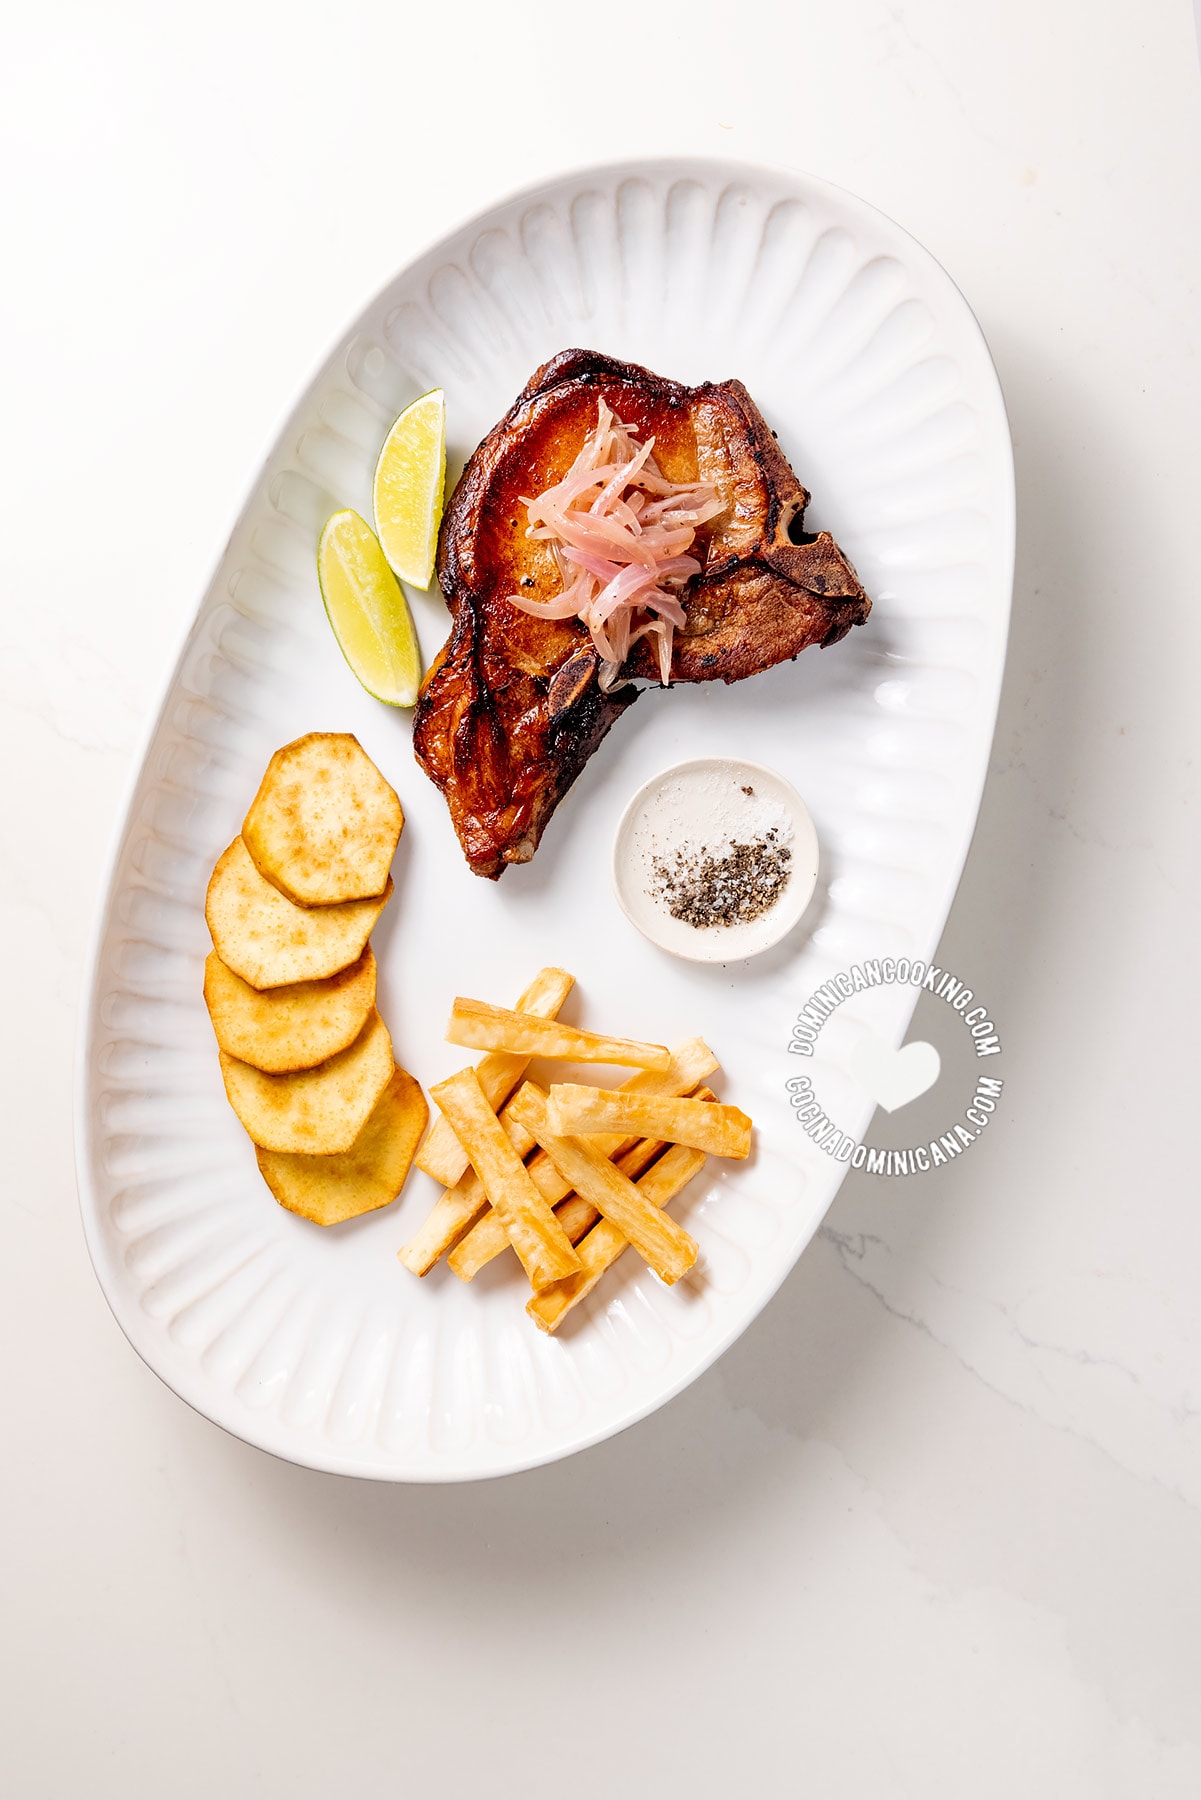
507 399 724 687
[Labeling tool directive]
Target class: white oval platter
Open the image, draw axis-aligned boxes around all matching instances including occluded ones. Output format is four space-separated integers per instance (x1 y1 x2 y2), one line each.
76 158 1013 1481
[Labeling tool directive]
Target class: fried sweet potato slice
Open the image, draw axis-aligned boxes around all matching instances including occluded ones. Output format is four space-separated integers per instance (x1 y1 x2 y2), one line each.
219 1010 393 1154
256 1065 428 1225
205 838 391 990
203 946 376 1073
242 732 402 905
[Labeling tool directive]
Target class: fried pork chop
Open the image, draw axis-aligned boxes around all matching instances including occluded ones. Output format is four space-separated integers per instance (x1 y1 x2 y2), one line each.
413 349 870 878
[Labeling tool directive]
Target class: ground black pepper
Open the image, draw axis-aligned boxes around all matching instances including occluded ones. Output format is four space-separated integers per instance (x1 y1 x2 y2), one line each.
650 829 792 929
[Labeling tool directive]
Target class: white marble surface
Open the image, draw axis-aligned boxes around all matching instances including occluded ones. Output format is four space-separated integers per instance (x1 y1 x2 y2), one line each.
3 1 1200 1793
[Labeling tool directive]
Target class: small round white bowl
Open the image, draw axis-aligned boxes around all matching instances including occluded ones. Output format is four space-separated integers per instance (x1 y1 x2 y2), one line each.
611 757 820 963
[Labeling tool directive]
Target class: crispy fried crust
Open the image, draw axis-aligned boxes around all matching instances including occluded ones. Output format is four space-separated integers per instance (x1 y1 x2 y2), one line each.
413 349 870 877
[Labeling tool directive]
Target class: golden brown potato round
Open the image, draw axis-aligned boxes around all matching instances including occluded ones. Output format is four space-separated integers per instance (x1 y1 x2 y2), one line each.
203 946 376 1073
242 732 403 907
255 1065 429 1225
219 1010 394 1154
205 838 391 990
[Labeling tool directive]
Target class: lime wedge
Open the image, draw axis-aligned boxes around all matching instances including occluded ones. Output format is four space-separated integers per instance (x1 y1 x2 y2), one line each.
317 509 422 707
372 388 446 588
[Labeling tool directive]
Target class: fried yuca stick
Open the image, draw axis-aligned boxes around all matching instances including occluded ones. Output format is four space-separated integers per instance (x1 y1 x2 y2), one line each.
428 1068 580 1291
527 1142 708 1334
447 998 671 1073
552 1135 665 1236
544 1088 713 1255
449 1133 666 1280
433 1116 586 1282
397 1105 537 1276
444 1039 718 1279
416 967 573 1187
546 1086 752 1159
508 1084 697 1284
